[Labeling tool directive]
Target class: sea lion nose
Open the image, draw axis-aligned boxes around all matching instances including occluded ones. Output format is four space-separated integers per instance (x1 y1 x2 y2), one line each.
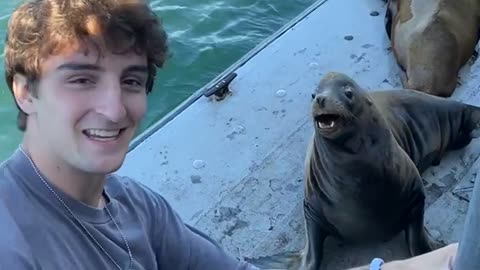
315 96 326 107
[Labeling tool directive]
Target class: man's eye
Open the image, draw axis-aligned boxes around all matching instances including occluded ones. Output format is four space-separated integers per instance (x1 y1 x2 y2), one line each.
123 79 142 86
68 77 94 85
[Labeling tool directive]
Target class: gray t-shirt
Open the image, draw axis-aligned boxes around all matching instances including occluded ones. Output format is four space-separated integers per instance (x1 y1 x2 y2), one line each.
0 149 257 270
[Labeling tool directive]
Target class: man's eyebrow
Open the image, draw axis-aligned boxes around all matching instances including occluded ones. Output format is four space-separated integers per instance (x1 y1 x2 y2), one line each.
55 63 148 74
123 65 149 74
56 62 104 71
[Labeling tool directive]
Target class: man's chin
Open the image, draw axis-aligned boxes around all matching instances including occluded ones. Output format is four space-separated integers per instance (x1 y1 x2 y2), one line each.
81 154 127 175
91 164 123 175
77 135 131 174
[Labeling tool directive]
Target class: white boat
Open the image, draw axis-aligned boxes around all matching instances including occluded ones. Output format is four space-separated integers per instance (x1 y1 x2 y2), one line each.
116 0 480 268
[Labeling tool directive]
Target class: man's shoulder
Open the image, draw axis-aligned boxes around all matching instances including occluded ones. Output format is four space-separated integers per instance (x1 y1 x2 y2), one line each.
0 155 32 228
0 154 26 204
0 201 39 269
106 174 187 242
0 153 14 181
0 159 36 268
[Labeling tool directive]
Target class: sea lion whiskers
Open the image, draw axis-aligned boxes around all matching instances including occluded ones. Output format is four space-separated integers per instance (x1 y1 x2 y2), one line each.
344 109 359 122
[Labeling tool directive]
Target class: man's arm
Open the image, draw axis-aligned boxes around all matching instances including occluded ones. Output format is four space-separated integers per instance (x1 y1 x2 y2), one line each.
0 203 40 270
185 222 257 270
0 248 39 270
152 194 257 270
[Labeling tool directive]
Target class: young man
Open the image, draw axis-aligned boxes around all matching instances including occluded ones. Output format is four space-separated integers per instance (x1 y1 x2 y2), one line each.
0 0 256 269
0 0 458 269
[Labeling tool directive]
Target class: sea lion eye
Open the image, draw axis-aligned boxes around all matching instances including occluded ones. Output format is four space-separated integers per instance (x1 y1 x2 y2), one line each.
311 93 316 100
345 89 353 99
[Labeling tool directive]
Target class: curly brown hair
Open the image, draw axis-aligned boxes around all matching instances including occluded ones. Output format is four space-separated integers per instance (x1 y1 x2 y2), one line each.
4 0 169 131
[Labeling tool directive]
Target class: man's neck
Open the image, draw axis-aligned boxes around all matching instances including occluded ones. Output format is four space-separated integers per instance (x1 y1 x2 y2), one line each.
20 141 106 208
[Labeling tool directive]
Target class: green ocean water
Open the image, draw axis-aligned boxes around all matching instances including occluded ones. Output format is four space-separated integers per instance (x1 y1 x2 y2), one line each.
0 0 316 161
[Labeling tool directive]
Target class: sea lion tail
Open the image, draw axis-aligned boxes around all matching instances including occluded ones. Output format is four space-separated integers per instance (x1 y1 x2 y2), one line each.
244 250 304 270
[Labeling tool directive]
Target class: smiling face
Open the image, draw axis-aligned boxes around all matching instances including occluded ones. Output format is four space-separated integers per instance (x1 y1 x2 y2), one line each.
13 43 148 175
311 72 373 139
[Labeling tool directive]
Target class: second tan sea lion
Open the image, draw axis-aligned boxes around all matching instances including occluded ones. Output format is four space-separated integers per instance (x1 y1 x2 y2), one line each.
385 0 480 97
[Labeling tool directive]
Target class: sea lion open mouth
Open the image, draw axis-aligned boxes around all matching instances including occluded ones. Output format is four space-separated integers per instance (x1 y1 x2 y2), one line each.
315 113 344 130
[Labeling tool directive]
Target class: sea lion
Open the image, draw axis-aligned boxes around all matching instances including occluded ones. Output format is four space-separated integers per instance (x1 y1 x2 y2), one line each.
384 0 480 97
245 72 480 270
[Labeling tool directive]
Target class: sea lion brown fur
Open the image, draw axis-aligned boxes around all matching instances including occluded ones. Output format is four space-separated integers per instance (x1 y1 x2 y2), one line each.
245 72 480 270
385 0 480 97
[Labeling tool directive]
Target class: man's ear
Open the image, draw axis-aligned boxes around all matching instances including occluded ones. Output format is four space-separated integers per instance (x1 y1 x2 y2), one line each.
12 74 36 114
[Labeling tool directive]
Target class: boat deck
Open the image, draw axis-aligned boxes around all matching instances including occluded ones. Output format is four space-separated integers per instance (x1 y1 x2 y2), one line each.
117 0 480 268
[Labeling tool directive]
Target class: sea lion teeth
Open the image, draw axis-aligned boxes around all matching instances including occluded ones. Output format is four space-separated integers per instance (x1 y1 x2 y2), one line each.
316 114 340 129
318 120 335 129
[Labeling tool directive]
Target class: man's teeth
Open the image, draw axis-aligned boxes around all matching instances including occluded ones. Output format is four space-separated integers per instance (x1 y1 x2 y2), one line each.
318 121 335 129
84 129 121 139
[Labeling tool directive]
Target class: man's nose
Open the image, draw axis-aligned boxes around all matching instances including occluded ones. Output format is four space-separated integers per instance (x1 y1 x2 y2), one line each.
96 84 127 123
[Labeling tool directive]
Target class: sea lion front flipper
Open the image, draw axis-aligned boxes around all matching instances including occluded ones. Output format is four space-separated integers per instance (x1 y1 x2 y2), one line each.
302 212 328 270
404 191 444 256
299 201 330 270
405 216 444 256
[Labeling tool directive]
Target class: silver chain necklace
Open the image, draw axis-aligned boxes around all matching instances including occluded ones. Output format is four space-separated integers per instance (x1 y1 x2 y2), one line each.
19 148 134 270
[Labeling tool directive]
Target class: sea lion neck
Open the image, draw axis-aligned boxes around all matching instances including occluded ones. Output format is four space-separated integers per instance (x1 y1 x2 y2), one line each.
313 113 392 156
315 128 369 155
